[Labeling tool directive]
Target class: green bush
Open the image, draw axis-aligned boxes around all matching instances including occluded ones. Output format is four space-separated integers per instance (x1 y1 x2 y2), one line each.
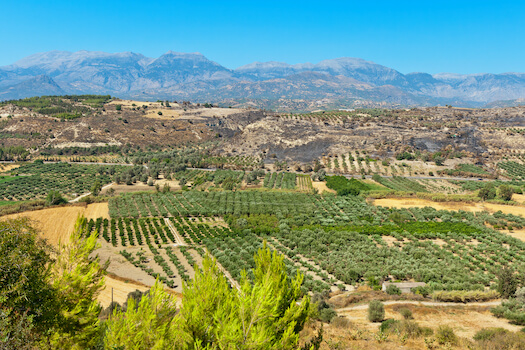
45 190 66 205
497 267 519 299
319 307 337 323
380 319 399 332
436 325 457 345
474 328 508 341
399 308 413 320
368 300 385 322
386 284 402 295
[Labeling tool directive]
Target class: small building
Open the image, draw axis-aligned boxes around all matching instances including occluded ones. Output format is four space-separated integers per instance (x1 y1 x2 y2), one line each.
382 282 426 294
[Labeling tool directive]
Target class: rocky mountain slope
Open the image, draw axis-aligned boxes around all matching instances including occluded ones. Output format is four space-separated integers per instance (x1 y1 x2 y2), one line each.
2 50 525 110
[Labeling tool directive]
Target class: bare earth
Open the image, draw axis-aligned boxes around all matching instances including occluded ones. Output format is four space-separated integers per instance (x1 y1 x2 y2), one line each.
84 203 110 220
338 302 522 340
372 197 525 217
312 181 336 194
99 276 150 308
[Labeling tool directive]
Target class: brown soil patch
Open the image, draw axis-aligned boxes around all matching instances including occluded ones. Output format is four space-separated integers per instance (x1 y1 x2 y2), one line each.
502 229 525 242
512 193 525 203
98 275 150 308
144 110 182 120
101 184 153 195
373 198 525 218
372 198 485 212
339 304 521 340
312 181 336 194
2 206 85 246
84 203 109 220
0 164 20 173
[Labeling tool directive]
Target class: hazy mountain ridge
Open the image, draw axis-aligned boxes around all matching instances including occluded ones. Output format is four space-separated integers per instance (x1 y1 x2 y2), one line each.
1 50 525 109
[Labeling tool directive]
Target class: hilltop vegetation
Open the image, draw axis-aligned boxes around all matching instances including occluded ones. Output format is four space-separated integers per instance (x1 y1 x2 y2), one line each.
0 95 111 119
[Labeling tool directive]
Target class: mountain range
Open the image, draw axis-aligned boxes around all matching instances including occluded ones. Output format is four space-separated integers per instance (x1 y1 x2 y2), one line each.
2 50 525 110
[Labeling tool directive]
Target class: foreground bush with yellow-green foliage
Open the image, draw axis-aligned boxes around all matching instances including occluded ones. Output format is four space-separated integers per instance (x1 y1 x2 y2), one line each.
104 247 313 349
0 216 107 350
0 217 314 350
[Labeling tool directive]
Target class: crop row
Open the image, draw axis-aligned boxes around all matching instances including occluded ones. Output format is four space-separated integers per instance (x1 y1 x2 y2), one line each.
499 161 525 179
273 220 525 291
0 162 125 200
372 175 429 193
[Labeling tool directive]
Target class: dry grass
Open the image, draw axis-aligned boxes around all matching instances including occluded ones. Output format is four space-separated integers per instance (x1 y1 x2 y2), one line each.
1 203 109 245
0 163 20 173
312 181 336 194
373 197 525 217
84 203 109 220
512 193 525 203
372 198 485 212
98 275 150 308
1 206 86 246
334 303 522 346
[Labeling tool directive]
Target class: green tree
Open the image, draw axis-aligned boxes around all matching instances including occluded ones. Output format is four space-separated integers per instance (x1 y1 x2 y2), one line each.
497 267 518 299
91 180 101 196
478 183 497 200
103 280 180 349
105 244 313 349
498 184 514 201
368 300 385 322
46 190 66 206
0 218 57 334
48 216 108 349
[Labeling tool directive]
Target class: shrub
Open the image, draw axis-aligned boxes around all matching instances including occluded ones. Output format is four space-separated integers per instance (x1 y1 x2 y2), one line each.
399 308 413 320
413 286 431 297
46 190 66 205
386 284 402 295
319 307 337 323
331 316 350 328
368 300 385 322
474 328 508 341
498 185 514 201
379 319 399 333
497 267 518 299
435 325 457 345
479 184 497 200
474 328 525 349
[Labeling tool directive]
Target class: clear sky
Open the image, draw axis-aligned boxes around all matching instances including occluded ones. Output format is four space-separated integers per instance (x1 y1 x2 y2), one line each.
1 0 523 74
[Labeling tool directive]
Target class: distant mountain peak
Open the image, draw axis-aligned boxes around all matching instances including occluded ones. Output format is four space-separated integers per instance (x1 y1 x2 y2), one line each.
2 50 525 107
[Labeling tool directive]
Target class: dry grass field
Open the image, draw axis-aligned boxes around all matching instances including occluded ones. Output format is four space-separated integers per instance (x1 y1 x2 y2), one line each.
372 197 525 217
98 275 151 308
338 304 521 340
84 203 109 220
1 203 109 245
312 181 336 194
2 206 86 246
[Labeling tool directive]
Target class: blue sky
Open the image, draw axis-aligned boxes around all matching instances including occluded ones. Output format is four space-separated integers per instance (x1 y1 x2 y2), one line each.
0 0 523 74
